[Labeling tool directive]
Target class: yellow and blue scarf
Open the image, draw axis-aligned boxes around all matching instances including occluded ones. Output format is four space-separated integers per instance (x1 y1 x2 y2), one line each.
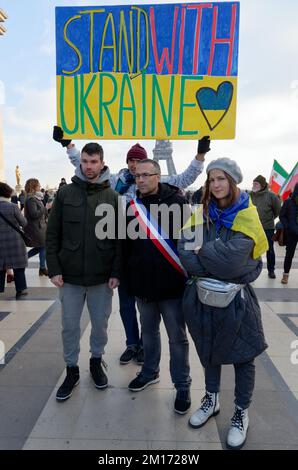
183 192 268 259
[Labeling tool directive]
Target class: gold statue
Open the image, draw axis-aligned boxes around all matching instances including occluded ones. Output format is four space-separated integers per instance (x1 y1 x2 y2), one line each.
15 165 21 185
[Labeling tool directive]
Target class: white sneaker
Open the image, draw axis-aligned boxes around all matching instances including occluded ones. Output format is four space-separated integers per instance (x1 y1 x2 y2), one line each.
226 406 249 449
189 391 220 428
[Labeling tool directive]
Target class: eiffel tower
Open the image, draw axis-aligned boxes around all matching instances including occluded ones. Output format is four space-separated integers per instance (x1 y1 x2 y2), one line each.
152 140 177 176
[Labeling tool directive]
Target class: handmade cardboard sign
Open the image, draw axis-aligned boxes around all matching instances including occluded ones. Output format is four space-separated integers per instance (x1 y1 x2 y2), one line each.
56 2 240 139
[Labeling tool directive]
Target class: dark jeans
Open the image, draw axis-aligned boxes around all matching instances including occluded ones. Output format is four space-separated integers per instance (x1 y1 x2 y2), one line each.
205 359 255 410
118 282 142 348
0 268 27 293
284 232 298 273
265 229 275 272
137 298 191 390
27 247 46 269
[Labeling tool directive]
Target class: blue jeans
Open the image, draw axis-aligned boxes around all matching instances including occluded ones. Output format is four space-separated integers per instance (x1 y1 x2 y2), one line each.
205 359 255 410
118 281 141 348
27 247 46 269
137 298 191 390
0 268 27 293
264 229 275 272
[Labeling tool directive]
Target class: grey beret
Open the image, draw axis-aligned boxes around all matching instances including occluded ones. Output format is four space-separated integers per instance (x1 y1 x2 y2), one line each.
206 158 243 184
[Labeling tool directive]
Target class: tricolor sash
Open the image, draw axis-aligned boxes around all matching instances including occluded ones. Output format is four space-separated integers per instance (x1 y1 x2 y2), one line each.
130 198 188 277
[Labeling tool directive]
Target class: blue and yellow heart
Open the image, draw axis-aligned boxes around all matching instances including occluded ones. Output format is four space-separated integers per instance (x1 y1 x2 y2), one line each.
196 81 234 131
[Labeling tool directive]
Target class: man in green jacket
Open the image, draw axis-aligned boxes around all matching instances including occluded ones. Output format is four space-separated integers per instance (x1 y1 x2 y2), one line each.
251 175 281 278
46 142 122 401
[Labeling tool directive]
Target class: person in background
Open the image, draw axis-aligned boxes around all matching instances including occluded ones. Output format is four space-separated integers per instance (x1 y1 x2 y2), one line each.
24 178 48 276
192 186 204 205
58 178 67 189
250 175 281 278
10 192 19 205
178 158 268 450
18 190 25 211
0 182 28 299
279 183 298 284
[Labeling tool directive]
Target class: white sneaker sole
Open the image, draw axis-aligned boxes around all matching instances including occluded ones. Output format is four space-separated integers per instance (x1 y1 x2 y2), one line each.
120 358 135 365
56 379 80 401
128 377 160 392
174 404 191 415
94 382 108 389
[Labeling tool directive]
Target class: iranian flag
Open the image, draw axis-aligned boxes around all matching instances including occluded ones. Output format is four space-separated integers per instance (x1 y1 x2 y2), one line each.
279 162 298 201
268 159 288 194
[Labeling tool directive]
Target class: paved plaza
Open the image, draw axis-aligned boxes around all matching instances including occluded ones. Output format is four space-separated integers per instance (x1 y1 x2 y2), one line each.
0 245 297 450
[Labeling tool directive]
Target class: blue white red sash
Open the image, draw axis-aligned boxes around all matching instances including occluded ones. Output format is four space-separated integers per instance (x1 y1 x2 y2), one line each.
129 198 188 277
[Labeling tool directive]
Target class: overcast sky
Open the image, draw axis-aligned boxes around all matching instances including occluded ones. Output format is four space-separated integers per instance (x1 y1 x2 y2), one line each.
1 0 298 190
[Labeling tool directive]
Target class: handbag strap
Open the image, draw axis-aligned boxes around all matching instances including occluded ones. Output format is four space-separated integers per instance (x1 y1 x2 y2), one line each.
0 210 26 238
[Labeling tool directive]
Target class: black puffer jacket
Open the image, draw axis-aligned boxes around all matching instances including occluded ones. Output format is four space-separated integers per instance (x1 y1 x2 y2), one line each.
178 222 268 366
280 183 298 236
125 183 191 302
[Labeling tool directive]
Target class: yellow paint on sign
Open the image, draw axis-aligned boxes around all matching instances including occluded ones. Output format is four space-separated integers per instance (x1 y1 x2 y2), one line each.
57 72 237 140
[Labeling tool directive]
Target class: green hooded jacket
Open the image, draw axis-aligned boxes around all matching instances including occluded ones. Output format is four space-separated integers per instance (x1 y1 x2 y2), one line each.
46 172 122 286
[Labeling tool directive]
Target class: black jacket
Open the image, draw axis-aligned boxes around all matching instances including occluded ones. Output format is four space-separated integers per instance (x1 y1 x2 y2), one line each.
280 187 298 236
125 183 191 301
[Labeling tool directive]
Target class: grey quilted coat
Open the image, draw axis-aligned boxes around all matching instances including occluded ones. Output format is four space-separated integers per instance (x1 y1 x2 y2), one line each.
24 195 47 247
178 223 268 367
0 200 28 269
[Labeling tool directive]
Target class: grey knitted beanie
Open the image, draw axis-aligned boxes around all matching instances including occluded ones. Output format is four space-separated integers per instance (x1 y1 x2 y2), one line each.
206 158 243 184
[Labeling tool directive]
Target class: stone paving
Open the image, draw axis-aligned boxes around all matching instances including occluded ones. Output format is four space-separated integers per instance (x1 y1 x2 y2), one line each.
0 245 297 450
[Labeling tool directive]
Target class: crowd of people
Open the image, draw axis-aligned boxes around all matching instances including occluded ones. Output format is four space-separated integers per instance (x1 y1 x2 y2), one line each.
0 177 64 296
0 128 297 450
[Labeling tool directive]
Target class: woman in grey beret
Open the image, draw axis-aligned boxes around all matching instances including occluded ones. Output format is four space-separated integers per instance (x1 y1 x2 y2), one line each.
178 158 268 450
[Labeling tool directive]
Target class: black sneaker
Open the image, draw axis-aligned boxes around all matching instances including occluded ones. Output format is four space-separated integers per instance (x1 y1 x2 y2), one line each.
136 347 144 365
56 366 80 401
120 347 137 364
268 271 276 279
128 373 160 392
174 389 191 415
90 357 108 389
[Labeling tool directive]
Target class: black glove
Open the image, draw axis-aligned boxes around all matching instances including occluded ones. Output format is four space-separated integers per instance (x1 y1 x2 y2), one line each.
53 125 72 147
197 136 211 154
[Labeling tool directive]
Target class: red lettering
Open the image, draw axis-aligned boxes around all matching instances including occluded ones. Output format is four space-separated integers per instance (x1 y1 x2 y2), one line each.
187 4 212 74
150 6 178 74
207 4 237 76
178 6 186 74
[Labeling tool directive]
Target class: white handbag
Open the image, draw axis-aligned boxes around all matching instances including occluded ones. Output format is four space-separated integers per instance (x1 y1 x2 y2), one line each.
196 277 244 308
